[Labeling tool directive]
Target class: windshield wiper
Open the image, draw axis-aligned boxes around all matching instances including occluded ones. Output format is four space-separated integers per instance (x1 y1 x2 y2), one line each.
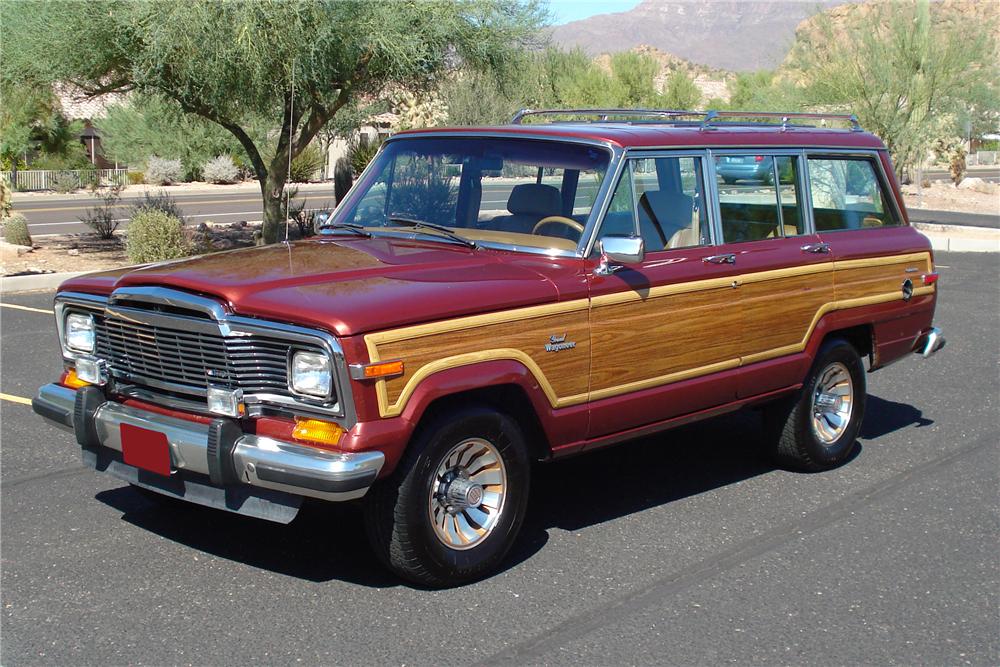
387 215 477 248
318 221 372 238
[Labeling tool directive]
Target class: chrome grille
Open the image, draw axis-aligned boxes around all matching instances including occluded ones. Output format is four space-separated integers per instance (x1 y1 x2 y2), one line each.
93 312 312 399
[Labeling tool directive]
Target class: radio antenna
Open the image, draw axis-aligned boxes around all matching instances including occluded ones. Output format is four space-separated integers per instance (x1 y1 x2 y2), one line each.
284 60 295 245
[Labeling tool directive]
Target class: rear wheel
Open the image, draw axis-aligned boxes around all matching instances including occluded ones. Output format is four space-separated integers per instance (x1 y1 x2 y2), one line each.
364 406 531 587
767 338 866 471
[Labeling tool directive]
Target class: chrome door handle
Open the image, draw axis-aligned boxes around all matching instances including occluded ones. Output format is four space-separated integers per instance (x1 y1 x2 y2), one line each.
703 253 736 265
801 243 831 254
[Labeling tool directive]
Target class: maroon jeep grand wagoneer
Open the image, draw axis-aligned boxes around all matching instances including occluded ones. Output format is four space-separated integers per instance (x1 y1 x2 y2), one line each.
34 109 944 586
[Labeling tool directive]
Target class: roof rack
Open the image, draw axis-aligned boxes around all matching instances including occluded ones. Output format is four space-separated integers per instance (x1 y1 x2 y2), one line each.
511 108 704 125
510 108 864 132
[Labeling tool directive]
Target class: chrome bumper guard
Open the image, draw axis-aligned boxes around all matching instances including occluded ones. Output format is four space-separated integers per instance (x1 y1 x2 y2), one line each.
915 326 946 359
32 384 384 520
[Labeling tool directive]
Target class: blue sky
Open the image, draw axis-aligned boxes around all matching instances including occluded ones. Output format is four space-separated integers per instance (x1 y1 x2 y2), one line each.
546 0 642 25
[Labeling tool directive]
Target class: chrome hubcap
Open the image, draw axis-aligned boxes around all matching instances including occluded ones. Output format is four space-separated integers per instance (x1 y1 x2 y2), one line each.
810 361 854 444
428 438 507 550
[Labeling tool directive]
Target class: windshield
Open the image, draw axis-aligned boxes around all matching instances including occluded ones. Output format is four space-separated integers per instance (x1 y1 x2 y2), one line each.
335 137 611 252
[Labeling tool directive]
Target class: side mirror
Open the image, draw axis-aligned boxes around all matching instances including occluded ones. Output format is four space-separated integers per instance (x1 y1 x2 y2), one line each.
596 236 644 275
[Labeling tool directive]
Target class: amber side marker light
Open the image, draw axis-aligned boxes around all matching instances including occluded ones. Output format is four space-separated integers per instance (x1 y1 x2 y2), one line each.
349 360 405 381
292 418 345 448
61 368 90 389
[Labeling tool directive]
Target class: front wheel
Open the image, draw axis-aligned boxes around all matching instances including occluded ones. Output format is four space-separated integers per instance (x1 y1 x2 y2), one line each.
364 406 531 587
767 338 866 471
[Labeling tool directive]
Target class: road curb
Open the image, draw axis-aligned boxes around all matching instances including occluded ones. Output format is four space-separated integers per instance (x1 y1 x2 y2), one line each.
1 271 88 294
914 223 1000 253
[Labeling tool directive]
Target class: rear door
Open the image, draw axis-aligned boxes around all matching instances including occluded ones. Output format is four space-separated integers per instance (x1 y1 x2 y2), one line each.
709 150 835 398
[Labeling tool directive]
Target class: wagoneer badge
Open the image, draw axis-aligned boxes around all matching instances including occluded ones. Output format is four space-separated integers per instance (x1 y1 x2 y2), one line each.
545 334 576 352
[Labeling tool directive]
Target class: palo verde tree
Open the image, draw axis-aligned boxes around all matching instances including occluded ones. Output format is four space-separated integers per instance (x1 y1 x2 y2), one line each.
2 1 543 242
786 0 998 180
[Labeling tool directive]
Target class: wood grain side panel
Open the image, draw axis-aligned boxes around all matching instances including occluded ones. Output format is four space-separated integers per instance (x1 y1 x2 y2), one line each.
834 254 932 301
376 309 591 407
741 273 835 358
589 285 741 392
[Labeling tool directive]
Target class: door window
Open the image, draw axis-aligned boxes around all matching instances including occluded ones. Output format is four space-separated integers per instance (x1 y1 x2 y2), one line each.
715 154 804 242
597 156 709 251
807 157 899 231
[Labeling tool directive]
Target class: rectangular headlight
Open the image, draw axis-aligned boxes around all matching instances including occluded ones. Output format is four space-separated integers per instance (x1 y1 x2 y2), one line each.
65 312 95 353
290 350 332 398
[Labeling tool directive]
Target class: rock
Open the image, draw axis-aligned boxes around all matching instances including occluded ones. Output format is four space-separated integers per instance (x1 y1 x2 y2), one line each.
957 177 997 194
0 240 33 261
231 220 247 229
197 222 210 232
68 249 80 256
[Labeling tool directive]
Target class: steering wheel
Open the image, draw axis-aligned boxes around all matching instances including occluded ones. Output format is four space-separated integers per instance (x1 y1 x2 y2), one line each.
532 215 585 237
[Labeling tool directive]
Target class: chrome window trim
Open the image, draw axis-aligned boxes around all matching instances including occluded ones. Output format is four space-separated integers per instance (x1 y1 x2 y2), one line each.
336 132 624 259
54 289 357 427
802 149 906 231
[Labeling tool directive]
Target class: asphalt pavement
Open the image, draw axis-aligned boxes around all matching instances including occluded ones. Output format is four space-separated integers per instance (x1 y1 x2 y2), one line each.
1 252 997 665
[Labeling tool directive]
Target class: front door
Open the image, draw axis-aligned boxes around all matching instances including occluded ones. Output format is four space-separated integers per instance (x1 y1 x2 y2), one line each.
586 153 742 440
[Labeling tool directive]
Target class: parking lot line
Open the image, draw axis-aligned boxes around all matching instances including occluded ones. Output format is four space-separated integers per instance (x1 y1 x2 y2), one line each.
0 392 32 406
0 303 53 314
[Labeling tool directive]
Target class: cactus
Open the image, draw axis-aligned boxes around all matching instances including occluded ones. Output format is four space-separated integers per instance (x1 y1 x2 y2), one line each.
0 177 11 219
3 213 32 247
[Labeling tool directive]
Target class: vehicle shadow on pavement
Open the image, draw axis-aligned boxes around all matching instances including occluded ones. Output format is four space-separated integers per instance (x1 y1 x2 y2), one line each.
860 394 934 440
93 393 927 587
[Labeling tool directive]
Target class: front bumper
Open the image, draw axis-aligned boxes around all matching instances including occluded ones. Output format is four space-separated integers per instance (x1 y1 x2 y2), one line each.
33 384 384 521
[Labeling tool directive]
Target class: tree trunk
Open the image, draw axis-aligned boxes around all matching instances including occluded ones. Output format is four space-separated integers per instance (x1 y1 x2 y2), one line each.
260 174 286 244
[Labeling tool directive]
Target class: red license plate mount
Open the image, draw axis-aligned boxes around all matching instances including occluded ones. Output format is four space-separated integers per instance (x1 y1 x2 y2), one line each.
120 423 173 477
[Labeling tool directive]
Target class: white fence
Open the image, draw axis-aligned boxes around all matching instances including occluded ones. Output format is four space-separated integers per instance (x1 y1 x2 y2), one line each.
0 168 128 192
967 151 997 166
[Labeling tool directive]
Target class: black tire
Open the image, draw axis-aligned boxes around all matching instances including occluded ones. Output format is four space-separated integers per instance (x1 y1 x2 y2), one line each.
766 338 866 471
364 406 531 587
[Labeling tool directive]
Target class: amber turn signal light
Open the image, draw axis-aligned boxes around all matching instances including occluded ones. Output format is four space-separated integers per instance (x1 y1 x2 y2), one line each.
292 418 345 448
349 360 404 380
61 368 90 389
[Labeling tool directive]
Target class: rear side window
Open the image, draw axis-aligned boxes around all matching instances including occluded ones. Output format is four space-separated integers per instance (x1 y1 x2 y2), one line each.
715 154 804 243
807 157 899 231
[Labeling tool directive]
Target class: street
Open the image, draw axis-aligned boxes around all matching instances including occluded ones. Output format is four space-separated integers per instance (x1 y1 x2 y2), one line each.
0 251 995 665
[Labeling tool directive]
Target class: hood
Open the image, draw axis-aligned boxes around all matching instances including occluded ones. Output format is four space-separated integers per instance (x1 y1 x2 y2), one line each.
60 238 584 336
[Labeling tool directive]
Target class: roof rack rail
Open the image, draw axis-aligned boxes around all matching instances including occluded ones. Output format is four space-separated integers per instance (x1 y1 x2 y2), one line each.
510 108 864 132
701 110 863 132
510 108 703 124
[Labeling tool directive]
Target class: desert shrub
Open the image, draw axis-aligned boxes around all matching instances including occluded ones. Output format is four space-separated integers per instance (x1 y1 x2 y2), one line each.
126 209 189 263
2 213 32 246
202 155 240 184
130 190 185 224
346 134 384 175
949 145 967 185
80 184 124 239
289 144 324 183
144 156 183 185
50 170 80 194
127 171 145 185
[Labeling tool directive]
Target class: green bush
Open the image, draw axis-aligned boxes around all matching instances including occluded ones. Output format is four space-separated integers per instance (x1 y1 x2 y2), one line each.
126 210 189 263
3 213 33 246
289 144 324 183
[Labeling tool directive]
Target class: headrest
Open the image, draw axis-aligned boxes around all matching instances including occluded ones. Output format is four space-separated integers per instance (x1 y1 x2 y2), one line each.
641 191 694 222
507 183 561 216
